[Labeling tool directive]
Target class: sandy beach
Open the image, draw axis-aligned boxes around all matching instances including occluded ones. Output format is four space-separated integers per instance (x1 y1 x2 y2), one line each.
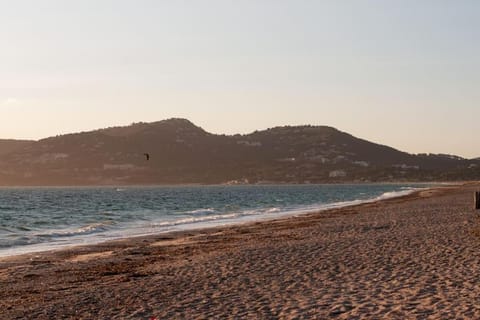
1 183 480 319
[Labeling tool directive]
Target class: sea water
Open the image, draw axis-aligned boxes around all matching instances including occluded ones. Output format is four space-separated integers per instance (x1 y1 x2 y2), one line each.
0 184 428 257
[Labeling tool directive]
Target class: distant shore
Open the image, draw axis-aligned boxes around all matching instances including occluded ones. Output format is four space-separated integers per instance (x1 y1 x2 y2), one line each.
0 180 457 187
1 183 480 319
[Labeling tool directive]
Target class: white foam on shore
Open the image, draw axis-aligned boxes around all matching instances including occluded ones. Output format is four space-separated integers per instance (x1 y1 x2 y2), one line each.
187 208 217 215
0 187 425 258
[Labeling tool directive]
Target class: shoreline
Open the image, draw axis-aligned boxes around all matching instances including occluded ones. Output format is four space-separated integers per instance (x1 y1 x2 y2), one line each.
0 180 458 188
0 184 436 259
1 182 479 319
0 184 454 264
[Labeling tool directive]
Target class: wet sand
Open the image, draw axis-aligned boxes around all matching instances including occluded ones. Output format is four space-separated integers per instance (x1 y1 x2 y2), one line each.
1 183 480 319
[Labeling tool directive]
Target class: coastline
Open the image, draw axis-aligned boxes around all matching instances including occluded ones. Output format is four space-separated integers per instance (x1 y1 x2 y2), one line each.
1 182 479 318
0 183 433 259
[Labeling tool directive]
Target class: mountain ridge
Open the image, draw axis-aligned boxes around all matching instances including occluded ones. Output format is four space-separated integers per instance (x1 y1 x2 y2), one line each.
0 118 478 185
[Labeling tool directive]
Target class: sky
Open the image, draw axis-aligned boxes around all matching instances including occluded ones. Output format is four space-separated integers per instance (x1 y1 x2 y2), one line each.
0 0 479 158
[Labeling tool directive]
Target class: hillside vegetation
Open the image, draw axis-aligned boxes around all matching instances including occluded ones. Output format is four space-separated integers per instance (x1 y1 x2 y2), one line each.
0 119 478 185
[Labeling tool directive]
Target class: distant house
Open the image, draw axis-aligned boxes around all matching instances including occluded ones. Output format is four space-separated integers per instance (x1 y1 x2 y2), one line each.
237 141 262 147
392 164 419 170
329 170 347 178
103 164 136 170
354 161 369 167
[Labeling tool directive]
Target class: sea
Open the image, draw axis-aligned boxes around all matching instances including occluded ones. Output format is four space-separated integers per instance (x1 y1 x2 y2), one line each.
0 184 429 257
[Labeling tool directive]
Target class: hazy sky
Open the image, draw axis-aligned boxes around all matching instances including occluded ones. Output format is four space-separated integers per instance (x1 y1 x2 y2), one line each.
1 0 479 158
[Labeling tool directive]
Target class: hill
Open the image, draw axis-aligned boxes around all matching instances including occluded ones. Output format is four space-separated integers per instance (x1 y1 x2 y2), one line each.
0 139 34 156
0 118 478 185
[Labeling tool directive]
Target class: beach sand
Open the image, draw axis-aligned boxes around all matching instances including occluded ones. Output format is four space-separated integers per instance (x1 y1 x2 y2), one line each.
1 183 480 319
